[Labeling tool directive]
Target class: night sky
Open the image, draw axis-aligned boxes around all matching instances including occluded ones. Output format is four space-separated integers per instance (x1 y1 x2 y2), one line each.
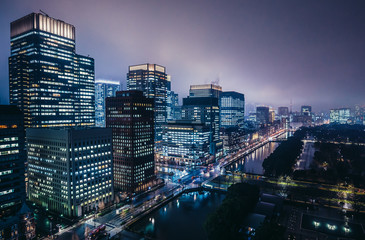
0 0 364 112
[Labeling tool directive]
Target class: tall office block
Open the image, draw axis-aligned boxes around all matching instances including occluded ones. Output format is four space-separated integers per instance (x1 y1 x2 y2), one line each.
162 121 210 166
127 64 170 146
27 128 113 217
182 93 221 156
256 106 270 126
220 91 245 128
95 79 120 127
9 13 95 128
0 106 25 217
106 91 155 193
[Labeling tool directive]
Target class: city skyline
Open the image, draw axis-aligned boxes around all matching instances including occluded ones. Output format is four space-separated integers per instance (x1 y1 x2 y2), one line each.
0 0 364 111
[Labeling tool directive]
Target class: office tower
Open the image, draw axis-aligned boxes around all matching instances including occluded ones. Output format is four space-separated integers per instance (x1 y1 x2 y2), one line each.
0 106 26 217
127 64 170 146
27 128 113 217
167 90 179 121
330 108 351 124
301 105 312 116
354 105 365 125
220 91 245 128
162 121 210 166
189 84 222 98
269 109 275 123
106 91 155 193
256 106 270 126
9 13 95 128
95 79 121 127
278 107 289 116
182 85 221 157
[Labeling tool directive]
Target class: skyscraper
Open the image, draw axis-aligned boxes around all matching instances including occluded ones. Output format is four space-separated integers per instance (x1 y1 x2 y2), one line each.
220 91 245 128
127 64 170 147
0 106 25 217
301 105 312 116
182 84 222 157
27 128 113 217
9 13 95 128
95 79 121 127
167 90 179 121
106 91 155 193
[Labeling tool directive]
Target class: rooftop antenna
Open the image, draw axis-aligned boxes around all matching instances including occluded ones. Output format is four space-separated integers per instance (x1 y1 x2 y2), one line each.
39 10 49 17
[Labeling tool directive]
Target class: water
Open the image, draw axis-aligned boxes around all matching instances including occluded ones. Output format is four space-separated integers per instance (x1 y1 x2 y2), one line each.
129 191 225 240
227 142 280 174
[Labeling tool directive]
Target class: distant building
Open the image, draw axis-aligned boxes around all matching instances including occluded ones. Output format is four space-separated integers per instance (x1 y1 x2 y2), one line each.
278 107 289 116
162 121 210 166
354 105 365 125
27 128 113 217
220 91 245 128
256 106 270 126
95 79 120 127
106 91 156 193
127 64 170 147
330 108 351 124
269 110 275 124
9 13 95 128
301 106 312 116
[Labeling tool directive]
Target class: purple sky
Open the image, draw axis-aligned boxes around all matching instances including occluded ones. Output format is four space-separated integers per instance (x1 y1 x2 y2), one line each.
0 0 364 112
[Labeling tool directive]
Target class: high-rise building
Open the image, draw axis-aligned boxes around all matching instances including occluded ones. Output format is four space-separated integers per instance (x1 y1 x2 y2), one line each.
330 108 351 124
127 64 170 146
162 121 210 166
301 105 312 116
27 128 113 217
0 106 26 217
182 95 221 157
278 107 289 116
220 91 245 128
167 90 179 121
269 109 275 124
9 13 95 128
95 79 120 127
256 106 270 126
106 91 155 193
189 84 222 98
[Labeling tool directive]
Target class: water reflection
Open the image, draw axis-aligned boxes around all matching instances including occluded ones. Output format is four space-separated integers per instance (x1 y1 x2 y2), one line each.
130 191 225 240
229 142 280 174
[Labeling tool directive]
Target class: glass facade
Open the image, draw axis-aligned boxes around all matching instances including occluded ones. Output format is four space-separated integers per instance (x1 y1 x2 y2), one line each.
162 121 210 166
106 91 155 193
167 90 179 121
220 91 245 128
256 106 270 126
27 128 113 218
95 79 120 127
9 13 95 128
127 64 170 147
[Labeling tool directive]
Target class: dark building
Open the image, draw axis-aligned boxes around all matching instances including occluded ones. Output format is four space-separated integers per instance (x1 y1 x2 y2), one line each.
278 107 289 116
9 13 95 128
127 64 170 147
220 91 245 128
0 106 35 239
256 106 270 126
106 91 155 193
0 105 26 217
27 128 113 217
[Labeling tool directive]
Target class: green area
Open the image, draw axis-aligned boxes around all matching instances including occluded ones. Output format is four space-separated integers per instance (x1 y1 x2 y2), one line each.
204 183 260 240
